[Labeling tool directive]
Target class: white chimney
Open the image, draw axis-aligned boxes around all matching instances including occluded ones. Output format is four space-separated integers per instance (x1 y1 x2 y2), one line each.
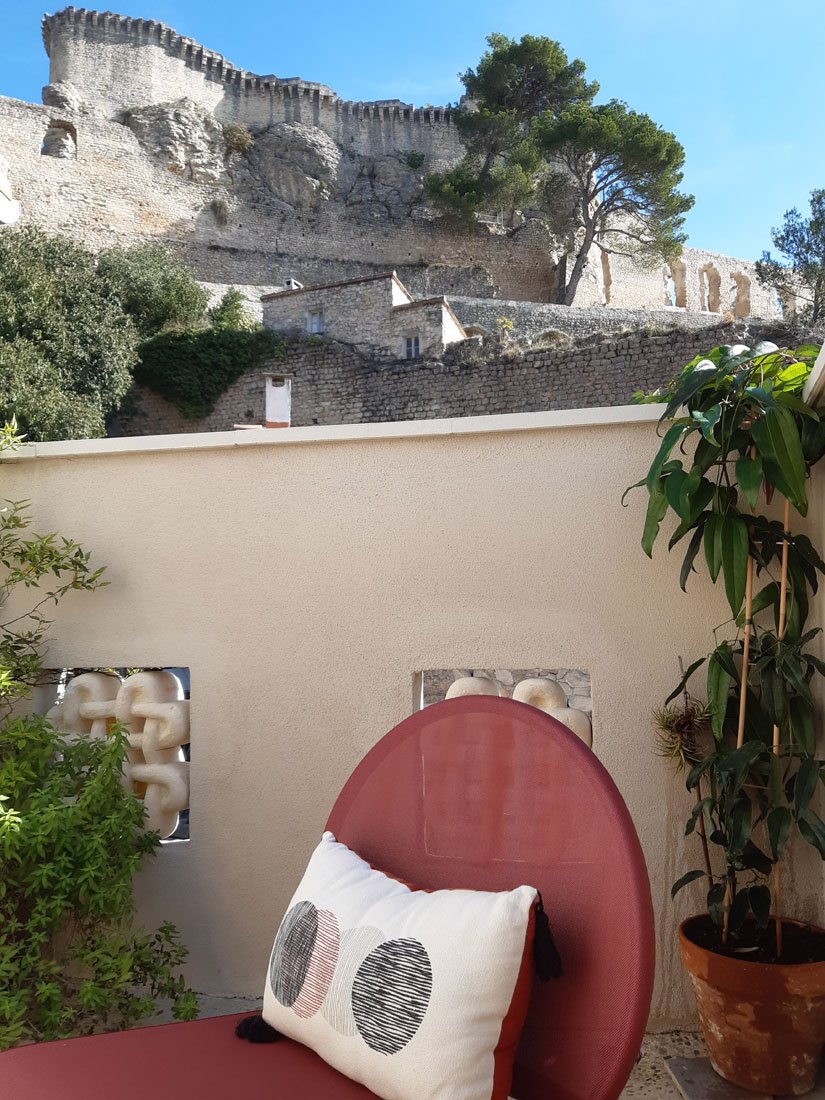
265 374 292 428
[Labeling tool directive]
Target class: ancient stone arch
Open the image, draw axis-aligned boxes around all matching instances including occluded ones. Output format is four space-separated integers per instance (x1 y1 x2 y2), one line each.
664 260 687 308
42 119 77 159
600 250 612 305
730 272 751 318
698 263 721 312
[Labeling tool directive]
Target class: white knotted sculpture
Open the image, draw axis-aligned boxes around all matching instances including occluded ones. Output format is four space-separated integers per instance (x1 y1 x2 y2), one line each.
445 676 501 699
513 676 592 746
47 670 190 838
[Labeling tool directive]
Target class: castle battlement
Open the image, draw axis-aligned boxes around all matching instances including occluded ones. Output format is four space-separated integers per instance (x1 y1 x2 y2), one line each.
41 8 457 134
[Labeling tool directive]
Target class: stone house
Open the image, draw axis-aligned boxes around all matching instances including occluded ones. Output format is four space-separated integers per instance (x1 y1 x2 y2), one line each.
261 272 467 360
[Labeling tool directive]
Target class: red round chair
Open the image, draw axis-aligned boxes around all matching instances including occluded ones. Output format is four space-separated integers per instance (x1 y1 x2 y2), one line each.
1 696 654 1100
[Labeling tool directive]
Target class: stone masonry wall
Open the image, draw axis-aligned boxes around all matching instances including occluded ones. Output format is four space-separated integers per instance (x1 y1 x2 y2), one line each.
0 7 784 319
0 92 554 302
118 318 796 437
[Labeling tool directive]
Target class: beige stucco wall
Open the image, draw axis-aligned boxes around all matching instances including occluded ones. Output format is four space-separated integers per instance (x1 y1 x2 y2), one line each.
5 408 823 1029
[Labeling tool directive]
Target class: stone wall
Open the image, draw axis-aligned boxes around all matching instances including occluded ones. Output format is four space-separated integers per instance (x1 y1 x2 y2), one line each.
118 318 795 436
43 9 463 160
0 7 785 319
262 274 465 358
0 91 554 302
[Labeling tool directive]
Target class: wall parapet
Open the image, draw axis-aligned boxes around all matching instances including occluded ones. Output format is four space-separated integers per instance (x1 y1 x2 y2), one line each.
41 8 456 128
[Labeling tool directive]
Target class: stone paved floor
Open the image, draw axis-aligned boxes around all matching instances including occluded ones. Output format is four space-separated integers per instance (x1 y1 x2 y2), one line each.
172 995 703 1098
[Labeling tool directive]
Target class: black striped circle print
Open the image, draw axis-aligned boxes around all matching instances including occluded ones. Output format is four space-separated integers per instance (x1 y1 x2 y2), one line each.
351 938 433 1055
269 901 318 1007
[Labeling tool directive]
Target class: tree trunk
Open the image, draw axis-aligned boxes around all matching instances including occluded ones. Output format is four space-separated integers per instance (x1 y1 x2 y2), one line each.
561 222 597 306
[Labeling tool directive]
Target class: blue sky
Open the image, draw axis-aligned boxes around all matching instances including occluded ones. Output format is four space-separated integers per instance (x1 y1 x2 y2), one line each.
3 0 823 260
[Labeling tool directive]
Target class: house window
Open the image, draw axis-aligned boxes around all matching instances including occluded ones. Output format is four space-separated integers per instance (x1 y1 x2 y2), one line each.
404 334 420 360
306 310 324 335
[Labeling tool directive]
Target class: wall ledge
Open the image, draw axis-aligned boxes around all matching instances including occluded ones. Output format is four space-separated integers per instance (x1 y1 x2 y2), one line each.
7 406 663 462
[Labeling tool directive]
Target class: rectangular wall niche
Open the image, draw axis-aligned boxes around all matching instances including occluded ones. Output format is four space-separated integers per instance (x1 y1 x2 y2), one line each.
419 667 591 711
43 666 191 843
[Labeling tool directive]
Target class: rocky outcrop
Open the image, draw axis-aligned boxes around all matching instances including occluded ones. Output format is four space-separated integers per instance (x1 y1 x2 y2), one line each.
245 121 340 211
41 80 84 113
123 98 227 184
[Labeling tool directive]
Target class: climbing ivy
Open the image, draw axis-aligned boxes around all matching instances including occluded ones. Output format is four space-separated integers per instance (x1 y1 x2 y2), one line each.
135 329 287 420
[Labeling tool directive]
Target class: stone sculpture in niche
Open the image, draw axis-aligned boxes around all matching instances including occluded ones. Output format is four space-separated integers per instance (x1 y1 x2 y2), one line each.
445 674 592 746
47 670 190 838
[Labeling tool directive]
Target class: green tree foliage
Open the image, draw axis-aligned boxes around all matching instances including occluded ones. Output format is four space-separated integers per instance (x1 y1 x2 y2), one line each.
426 36 692 306
208 288 258 332
756 190 825 326
426 33 596 220
537 100 694 305
135 328 285 419
0 424 197 1048
0 228 137 440
97 244 209 338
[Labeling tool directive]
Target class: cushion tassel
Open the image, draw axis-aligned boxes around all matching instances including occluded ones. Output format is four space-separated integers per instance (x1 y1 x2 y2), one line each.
235 1014 283 1043
534 892 562 980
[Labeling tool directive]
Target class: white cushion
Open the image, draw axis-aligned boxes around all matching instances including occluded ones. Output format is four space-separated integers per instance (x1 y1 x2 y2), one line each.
262 832 537 1100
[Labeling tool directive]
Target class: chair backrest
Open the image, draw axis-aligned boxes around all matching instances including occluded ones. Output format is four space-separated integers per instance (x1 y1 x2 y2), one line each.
326 696 654 1100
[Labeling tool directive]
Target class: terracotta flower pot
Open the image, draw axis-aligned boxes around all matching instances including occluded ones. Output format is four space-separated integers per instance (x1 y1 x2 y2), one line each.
679 915 825 1095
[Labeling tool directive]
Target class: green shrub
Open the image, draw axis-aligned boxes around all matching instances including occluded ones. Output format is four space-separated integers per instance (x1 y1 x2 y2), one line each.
136 328 286 419
0 228 137 441
222 122 254 156
0 431 197 1050
208 288 258 332
404 151 425 170
97 245 209 338
0 718 199 1049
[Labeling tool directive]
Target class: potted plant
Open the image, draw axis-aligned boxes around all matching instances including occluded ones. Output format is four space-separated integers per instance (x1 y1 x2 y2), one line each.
628 341 825 1095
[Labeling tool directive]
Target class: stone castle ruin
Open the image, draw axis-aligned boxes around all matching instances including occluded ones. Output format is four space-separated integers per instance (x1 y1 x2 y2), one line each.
0 7 782 327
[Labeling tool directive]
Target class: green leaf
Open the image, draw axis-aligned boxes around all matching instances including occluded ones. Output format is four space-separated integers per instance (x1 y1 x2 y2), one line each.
769 753 784 807
735 582 777 627
680 524 705 592
721 513 750 617
641 479 668 558
692 405 722 445
735 453 763 510
646 422 688 492
748 885 772 930
686 798 712 836
789 696 816 755
708 643 735 741
663 368 719 421
703 514 723 582
664 467 688 516
664 657 706 706
741 840 773 875
794 758 820 816
751 405 808 517
768 806 792 861
774 391 819 419
728 798 752 859
797 810 825 859
671 869 706 899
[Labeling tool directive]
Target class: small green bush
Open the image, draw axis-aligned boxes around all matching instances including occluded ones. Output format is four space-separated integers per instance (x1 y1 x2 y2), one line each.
97 245 209 339
0 436 197 1050
136 328 286 419
208 288 258 332
223 123 254 156
0 228 137 441
0 718 199 1049
404 151 426 170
